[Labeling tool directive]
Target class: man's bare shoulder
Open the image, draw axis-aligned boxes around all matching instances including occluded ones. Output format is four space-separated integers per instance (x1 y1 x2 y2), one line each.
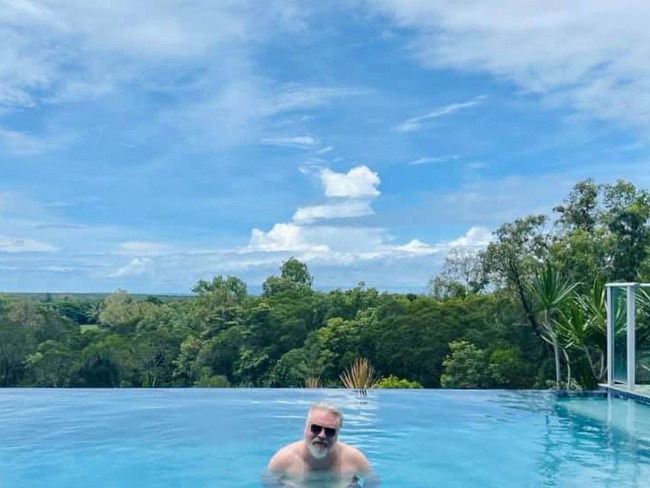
337 442 371 471
268 441 304 471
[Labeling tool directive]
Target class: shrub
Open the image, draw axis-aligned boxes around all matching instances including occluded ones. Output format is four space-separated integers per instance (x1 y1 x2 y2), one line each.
375 375 422 388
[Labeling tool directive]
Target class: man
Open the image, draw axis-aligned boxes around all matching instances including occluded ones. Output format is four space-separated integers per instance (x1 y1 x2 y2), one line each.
263 401 379 488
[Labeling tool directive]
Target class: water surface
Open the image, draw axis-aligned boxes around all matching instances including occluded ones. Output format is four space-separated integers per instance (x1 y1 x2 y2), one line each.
1 389 648 487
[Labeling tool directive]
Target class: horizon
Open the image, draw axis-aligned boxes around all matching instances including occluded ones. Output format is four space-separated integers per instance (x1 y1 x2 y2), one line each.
1 1 650 294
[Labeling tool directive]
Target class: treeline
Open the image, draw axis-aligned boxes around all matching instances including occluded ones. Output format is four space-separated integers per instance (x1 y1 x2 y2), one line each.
1 179 649 389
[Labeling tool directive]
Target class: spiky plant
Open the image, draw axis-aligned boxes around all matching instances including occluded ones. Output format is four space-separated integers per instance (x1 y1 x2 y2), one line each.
339 357 379 396
304 376 321 388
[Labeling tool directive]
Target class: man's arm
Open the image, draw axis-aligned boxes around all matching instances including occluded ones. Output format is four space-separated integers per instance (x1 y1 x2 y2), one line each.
261 469 286 488
348 446 380 487
262 446 294 487
360 471 381 488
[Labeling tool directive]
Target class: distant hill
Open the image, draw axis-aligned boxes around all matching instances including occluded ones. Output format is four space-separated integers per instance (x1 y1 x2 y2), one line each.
1 292 193 302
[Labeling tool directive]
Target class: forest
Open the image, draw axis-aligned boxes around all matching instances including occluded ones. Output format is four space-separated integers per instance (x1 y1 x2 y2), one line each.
1 179 649 390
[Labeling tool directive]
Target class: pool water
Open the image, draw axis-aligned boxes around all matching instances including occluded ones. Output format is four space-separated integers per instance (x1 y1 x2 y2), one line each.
1 389 649 487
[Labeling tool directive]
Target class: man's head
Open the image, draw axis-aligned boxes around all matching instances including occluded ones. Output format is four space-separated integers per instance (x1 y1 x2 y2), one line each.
303 402 343 460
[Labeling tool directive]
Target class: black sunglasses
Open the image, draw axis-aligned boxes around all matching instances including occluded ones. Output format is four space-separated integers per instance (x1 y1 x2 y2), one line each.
310 423 337 437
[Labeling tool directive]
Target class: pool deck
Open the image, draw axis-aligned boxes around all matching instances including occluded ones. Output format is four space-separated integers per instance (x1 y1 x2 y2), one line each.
599 384 650 405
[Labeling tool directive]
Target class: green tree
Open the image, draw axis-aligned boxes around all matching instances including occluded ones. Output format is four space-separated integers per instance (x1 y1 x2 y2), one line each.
24 340 74 387
440 340 490 388
262 257 313 296
429 247 487 298
481 215 550 337
552 179 650 284
601 180 650 281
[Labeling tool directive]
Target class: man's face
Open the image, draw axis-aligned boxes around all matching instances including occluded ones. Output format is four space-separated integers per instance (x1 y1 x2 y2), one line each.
304 409 340 460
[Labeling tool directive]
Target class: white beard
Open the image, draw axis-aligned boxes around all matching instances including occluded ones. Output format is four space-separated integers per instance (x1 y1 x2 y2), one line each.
307 440 329 459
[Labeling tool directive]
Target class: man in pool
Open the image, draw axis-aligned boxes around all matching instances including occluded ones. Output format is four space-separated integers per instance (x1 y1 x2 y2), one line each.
263 401 379 488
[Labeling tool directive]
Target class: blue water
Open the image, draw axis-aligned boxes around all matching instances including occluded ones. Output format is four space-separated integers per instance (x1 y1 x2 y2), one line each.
1 389 649 487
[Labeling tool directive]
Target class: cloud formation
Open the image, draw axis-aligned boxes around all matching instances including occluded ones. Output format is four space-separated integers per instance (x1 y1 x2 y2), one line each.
0 235 57 253
260 136 320 148
2 2 646 295
320 166 381 198
242 165 492 285
373 0 650 135
396 96 486 132
293 200 374 224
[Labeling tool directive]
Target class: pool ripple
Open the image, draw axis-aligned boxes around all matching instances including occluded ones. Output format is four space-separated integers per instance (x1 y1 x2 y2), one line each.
1 389 650 488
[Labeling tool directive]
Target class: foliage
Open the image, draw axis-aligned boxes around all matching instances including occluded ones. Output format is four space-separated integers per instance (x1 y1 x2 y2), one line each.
429 247 487 298
440 340 490 388
527 262 580 389
194 368 230 387
375 375 422 388
340 357 380 395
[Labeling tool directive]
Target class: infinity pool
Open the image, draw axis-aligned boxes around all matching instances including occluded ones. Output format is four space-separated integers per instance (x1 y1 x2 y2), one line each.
0 389 648 487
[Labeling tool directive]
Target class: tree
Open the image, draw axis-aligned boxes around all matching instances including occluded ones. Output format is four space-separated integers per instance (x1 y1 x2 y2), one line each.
554 178 599 232
268 348 313 387
24 340 74 387
429 247 487 298
440 340 490 388
192 276 247 304
552 179 650 283
98 290 157 331
262 258 313 296
481 215 550 336
601 180 650 281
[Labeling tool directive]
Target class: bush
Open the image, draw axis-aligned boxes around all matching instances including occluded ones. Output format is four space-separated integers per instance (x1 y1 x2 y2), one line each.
194 367 230 387
375 375 422 388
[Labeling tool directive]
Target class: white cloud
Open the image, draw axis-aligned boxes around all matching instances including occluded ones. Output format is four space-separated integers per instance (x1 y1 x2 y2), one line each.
271 85 366 113
372 0 650 136
293 200 374 224
260 135 320 148
392 239 439 256
110 257 154 278
320 165 380 198
1 1 364 153
408 155 460 165
164 80 363 149
317 145 333 154
409 157 439 166
247 164 384 255
0 235 57 253
0 126 72 155
0 1 247 107
447 226 493 248
396 96 485 132
239 163 493 284
247 223 329 252
390 227 492 256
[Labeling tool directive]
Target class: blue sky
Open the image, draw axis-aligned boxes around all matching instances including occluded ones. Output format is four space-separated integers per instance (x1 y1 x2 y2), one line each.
1 0 650 294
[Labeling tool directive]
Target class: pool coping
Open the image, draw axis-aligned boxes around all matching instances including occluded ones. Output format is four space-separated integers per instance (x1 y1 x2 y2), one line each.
553 386 650 406
597 384 650 406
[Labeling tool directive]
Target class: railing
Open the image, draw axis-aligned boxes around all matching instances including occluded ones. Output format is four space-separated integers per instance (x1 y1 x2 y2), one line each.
606 283 650 392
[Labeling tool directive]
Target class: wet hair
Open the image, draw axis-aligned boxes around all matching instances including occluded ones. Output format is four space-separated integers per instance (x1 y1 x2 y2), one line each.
308 401 344 428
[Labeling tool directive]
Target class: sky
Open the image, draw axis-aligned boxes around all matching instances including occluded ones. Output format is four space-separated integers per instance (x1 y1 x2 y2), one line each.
1 0 650 295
